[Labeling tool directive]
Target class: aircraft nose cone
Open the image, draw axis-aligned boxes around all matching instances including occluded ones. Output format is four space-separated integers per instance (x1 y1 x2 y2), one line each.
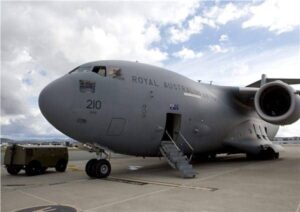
39 76 74 134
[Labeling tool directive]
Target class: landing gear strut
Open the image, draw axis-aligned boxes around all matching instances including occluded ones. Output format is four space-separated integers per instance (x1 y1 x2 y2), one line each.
85 148 111 178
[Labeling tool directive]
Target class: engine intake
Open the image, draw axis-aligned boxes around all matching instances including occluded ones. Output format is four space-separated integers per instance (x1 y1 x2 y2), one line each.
254 81 300 125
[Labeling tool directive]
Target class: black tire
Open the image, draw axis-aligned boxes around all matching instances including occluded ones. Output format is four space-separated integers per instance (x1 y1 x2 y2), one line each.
55 159 67 172
246 153 257 160
85 159 98 178
208 154 217 161
41 167 48 173
25 161 42 176
192 154 215 162
247 149 279 160
6 165 21 175
95 159 111 178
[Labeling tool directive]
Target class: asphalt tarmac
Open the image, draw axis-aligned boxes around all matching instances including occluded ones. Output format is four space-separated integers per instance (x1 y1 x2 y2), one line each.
1 145 300 212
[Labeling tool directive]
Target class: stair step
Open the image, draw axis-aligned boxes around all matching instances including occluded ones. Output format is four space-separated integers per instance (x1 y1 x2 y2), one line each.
183 169 197 174
164 147 178 152
180 168 195 175
162 147 179 153
160 140 196 179
177 163 193 170
173 156 188 162
161 141 173 145
162 147 179 152
182 168 197 174
169 151 183 157
182 171 197 178
161 143 177 148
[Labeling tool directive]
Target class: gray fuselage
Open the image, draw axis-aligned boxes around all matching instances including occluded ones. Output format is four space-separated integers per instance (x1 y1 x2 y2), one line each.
39 60 279 156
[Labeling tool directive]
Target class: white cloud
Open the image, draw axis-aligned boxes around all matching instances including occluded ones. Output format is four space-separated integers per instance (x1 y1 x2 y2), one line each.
1 1 299 139
219 34 229 42
204 3 249 25
231 62 250 76
170 45 300 86
1 1 200 139
168 45 300 136
169 16 213 43
243 0 300 34
209 44 229 53
144 0 200 25
12 50 32 64
169 2 249 44
173 47 202 60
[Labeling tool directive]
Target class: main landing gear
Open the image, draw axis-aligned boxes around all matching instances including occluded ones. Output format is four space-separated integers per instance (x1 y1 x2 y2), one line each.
85 148 111 178
247 146 280 160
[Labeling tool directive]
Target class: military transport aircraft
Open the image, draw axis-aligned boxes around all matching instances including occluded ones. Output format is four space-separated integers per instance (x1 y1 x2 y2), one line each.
39 60 300 178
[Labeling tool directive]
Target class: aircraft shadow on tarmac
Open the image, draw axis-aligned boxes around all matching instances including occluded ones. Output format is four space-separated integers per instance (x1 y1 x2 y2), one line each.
109 154 280 177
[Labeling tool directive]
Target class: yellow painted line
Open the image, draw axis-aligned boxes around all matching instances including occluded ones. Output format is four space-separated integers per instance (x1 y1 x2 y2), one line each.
68 167 82 172
67 165 81 171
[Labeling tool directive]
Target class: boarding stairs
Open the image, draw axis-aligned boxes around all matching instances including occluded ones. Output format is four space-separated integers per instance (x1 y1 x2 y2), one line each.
160 131 197 178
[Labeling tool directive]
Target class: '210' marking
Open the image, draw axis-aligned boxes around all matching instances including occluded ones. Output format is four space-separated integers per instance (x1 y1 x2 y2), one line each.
86 99 101 110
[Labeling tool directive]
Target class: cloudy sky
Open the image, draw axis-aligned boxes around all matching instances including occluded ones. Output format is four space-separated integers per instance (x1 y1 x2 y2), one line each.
1 0 300 139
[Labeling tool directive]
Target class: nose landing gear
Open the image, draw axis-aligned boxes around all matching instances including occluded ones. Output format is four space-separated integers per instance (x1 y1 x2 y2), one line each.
84 147 111 178
86 158 111 178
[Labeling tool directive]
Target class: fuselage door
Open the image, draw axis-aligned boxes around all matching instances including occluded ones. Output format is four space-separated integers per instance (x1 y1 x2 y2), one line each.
162 113 182 141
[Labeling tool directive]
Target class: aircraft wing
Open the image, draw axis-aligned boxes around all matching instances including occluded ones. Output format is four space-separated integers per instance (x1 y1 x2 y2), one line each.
235 87 258 107
246 78 300 88
236 75 300 107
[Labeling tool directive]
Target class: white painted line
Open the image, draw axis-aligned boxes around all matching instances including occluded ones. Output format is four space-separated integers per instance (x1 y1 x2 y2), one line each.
196 162 260 182
18 190 57 205
184 92 202 99
85 169 229 212
196 168 243 181
86 169 233 212
296 201 300 212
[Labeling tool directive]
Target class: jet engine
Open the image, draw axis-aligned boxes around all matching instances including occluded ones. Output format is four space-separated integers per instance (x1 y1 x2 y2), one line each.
254 81 300 125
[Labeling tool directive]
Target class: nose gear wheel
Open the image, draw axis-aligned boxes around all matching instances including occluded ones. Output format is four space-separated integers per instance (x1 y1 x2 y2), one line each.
85 159 111 178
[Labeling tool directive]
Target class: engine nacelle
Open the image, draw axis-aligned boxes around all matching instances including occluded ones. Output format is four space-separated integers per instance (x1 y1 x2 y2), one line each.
254 81 300 125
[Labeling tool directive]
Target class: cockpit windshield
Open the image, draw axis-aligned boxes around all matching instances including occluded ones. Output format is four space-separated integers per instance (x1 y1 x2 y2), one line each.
69 66 93 73
69 65 123 80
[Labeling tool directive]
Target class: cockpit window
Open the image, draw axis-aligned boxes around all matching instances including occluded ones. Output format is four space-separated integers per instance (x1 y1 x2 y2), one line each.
69 65 123 80
92 66 106 77
108 66 123 80
69 66 93 73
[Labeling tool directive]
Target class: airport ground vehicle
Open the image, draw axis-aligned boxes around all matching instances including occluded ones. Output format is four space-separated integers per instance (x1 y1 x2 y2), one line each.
4 144 68 176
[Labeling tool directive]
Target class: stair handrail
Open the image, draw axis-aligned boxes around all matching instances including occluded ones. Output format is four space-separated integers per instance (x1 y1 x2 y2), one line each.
179 132 194 161
179 132 194 152
165 130 181 151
